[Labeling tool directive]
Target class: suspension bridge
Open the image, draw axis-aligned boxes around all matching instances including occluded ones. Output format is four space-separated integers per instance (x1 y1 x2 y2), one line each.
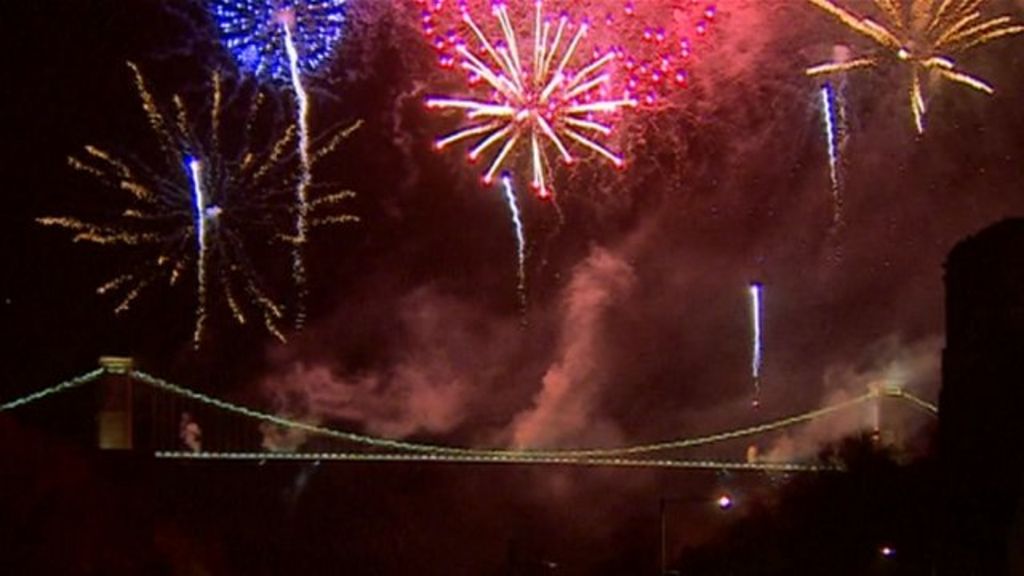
0 357 938 473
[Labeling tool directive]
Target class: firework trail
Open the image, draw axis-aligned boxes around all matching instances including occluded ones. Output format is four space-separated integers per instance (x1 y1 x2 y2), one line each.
499 173 527 310
819 82 843 226
283 22 314 329
187 157 213 343
210 0 347 328
805 0 1024 133
38 63 359 347
424 0 637 200
749 281 764 407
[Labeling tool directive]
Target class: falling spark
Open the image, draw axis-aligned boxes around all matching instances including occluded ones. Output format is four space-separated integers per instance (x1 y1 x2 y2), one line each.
500 173 527 310
749 281 764 407
819 83 843 225
426 0 636 199
38 63 359 347
283 21 313 329
806 0 1024 133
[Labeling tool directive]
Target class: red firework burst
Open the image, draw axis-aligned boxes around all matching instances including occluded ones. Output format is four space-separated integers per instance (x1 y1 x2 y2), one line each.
416 0 717 107
425 0 640 198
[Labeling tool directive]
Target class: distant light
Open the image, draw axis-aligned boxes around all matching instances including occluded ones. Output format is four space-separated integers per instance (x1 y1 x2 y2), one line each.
880 545 895 558
716 494 734 510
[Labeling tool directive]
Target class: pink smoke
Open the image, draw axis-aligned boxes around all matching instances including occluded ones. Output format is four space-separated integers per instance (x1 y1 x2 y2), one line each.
762 335 942 461
508 246 636 448
260 289 498 445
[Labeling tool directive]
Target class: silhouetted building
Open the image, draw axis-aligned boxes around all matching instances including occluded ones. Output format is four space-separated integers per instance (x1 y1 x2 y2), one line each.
940 218 1024 575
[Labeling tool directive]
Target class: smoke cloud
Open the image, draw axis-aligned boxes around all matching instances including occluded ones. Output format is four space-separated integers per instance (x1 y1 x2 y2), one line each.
260 245 641 452
260 288 503 444
508 247 636 448
763 334 942 461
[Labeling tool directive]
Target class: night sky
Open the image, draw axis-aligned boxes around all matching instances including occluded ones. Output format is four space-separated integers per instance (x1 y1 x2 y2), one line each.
3 0 1024 573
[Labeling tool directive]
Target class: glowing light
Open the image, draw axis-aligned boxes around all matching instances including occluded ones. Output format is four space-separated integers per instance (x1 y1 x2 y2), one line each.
426 0 636 199
749 281 764 407
819 83 842 225
499 174 527 309
210 0 346 82
38 63 360 347
880 545 895 558
716 494 734 510
806 0 1024 133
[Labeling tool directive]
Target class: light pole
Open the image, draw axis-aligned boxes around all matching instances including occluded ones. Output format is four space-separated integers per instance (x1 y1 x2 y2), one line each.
659 493 735 575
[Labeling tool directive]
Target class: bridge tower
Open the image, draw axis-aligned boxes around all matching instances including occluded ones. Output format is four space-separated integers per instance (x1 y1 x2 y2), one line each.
867 381 908 450
96 356 135 450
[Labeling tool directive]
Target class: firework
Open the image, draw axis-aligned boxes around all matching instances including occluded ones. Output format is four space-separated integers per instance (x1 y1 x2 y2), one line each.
499 174 527 309
749 281 764 407
425 0 638 199
282 21 316 328
210 0 347 328
187 157 213 342
210 0 346 82
819 83 843 224
417 0 717 108
38 63 359 347
806 0 1024 133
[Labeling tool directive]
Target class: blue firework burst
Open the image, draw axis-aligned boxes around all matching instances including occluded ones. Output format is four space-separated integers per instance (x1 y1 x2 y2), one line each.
210 0 346 82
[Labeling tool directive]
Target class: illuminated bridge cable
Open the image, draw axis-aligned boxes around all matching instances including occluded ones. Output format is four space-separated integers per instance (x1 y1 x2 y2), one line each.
0 368 106 412
0 367 935 463
886 388 939 415
129 369 879 459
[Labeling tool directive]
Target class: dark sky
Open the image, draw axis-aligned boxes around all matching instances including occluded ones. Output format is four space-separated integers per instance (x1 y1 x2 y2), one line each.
3 0 1024 573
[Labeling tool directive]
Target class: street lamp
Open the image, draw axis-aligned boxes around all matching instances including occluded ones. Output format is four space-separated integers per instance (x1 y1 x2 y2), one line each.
660 493 735 575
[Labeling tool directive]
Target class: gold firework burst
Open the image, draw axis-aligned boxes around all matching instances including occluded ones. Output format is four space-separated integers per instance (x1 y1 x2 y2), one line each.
806 0 1024 132
39 62 360 346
